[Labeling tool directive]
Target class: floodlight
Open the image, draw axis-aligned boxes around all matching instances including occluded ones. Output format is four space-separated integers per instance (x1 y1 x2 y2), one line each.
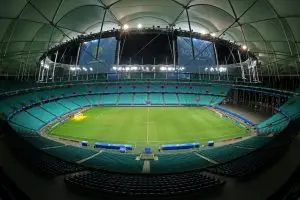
211 33 216 37
82 67 87 71
89 67 93 71
123 24 129 30
137 23 142 29
242 45 248 50
210 67 214 72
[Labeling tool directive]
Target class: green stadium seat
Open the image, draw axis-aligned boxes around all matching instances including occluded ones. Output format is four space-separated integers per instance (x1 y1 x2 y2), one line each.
26 107 56 123
10 111 45 130
151 153 213 173
82 152 143 173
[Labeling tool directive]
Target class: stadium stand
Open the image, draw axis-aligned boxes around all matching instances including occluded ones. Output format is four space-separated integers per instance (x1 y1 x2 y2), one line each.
26 107 56 123
65 170 224 197
40 102 70 116
82 152 143 173
43 145 99 162
199 144 254 163
149 93 164 104
178 94 196 104
164 94 179 104
118 94 133 105
57 99 80 110
24 135 63 149
68 96 90 107
10 111 44 130
134 93 147 104
256 112 289 135
207 136 290 178
151 153 213 173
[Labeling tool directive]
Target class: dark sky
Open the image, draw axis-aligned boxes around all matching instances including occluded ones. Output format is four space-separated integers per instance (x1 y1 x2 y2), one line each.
119 33 174 65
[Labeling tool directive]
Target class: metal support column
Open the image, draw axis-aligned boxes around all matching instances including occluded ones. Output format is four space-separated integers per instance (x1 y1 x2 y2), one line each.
116 39 121 65
237 50 246 82
52 50 58 82
185 8 195 60
96 9 107 60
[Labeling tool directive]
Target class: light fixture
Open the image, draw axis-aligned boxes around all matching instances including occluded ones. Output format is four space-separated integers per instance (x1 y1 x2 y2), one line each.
89 67 93 71
242 45 248 50
123 24 129 30
137 23 142 29
211 33 216 37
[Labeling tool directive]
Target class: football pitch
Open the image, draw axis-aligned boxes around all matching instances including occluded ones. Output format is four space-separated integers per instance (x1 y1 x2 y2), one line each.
49 107 249 150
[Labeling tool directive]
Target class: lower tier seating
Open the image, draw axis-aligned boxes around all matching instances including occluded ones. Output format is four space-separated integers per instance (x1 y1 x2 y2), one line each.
65 170 224 197
207 138 290 178
150 153 213 173
82 152 143 173
26 107 56 123
164 94 178 104
199 145 253 163
149 94 163 104
10 111 45 130
43 145 98 162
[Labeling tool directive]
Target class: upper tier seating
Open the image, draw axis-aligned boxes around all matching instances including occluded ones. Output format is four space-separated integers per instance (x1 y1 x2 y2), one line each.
65 170 224 197
10 111 44 130
82 152 143 173
151 153 213 173
200 95 213 105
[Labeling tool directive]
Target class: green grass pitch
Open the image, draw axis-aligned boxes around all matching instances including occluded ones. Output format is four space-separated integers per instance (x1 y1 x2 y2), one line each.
49 107 249 151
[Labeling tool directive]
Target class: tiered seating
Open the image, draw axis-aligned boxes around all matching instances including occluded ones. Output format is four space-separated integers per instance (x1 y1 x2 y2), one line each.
57 99 80 110
43 145 98 162
208 138 289 178
24 136 63 149
151 153 213 173
209 96 225 105
65 170 224 197
83 152 143 173
165 85 177 93
134 84 147 92
256 112 289 135
149 84 162 92
0 99 17 116
9 122 38 135
87 85 106 93
102 94 118 104
178 94 196 104
280 96 300 119
26 107 56 123
233 137 272 149
209 85 231 95
10 111 45 130
164 94 178 104
119 85 133 93
118 94 133 104
199 145 253 163
69 96 90 107
200 95 213 105
134 93 147 104
106 85 118 93
85 95 102 105
149 94 163 104
40 102 70 116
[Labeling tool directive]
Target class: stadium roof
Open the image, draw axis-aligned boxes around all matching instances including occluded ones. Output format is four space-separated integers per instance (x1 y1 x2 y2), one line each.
0 0 300 75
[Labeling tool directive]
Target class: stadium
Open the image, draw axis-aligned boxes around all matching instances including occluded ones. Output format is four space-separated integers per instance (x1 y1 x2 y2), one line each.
0 0 300 200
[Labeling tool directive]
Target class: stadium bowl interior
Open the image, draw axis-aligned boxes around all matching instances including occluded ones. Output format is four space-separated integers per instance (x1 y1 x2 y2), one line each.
0 1 300 200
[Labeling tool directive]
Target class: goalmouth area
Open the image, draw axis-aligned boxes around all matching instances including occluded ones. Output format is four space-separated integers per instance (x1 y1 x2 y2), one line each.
48 107 250 152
